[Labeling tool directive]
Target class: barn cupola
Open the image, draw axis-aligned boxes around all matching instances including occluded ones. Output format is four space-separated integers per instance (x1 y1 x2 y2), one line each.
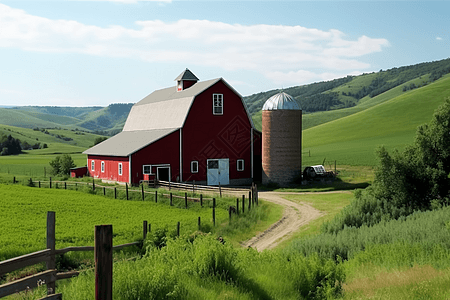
175 68 199 91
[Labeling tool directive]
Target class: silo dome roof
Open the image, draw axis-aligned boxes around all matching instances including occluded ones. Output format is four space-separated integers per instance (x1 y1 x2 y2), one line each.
262 92 301 110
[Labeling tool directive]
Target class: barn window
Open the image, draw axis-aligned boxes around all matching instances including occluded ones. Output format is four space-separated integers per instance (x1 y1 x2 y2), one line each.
237 159 244 171
143 165 151 175
118 163 122 176
213 94 223 115
191 161 198 173
91 161 95 171
101 161 105 173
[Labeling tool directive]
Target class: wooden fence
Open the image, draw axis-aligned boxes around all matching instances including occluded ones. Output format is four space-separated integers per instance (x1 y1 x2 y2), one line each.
0 212 146 300
0 199 259 299
22 177 257 204
1 181 260 299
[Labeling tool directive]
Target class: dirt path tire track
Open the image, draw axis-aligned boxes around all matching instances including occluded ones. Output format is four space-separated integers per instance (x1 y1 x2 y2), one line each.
241 191 325 251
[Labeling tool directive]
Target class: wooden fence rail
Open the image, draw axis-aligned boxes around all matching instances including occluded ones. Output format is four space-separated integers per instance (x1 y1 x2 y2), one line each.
0 212 145 299
0 209 218 299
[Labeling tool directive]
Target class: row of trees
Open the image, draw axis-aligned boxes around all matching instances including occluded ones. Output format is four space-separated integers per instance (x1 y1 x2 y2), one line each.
0 134 22 156
0 133 48 156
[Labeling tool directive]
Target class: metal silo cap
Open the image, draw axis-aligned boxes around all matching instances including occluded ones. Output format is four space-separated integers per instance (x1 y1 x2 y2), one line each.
262 92 301 110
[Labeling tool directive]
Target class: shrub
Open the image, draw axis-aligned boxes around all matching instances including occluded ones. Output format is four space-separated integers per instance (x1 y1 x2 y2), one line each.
49 154 76 176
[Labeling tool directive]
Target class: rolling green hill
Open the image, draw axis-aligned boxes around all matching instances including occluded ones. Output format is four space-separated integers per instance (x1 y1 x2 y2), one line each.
1 103 133 134
302 75 450 167
0 124 105 149
245 57 450 116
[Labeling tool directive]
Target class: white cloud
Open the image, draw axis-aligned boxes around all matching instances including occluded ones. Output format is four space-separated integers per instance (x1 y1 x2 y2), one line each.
0 3 389 86
67 0 171 3
436 37 443 40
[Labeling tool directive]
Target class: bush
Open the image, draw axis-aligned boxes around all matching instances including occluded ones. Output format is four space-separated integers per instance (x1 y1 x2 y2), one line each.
322 98 450 234
49 154 76 176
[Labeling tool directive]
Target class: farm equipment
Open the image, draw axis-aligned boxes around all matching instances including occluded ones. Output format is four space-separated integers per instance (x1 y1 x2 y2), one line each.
303 165 335 180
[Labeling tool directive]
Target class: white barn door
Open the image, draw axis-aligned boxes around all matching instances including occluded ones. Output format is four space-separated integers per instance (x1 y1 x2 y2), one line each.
207 158 229 185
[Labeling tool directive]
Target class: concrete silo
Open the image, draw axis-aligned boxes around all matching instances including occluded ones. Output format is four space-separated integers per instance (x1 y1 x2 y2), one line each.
262 92 302 187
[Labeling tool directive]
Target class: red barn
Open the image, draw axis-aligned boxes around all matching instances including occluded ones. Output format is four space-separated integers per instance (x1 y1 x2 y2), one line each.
83 69 262 185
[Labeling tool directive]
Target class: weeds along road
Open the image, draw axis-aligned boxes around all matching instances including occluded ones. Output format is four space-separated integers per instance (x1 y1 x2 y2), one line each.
242 191 327 251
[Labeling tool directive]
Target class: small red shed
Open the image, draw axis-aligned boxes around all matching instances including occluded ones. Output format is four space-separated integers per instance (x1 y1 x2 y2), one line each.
70 166 88 178
83 69 262 185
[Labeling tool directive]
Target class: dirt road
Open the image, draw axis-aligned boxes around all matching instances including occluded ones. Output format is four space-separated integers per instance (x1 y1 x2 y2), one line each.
241 191 324 251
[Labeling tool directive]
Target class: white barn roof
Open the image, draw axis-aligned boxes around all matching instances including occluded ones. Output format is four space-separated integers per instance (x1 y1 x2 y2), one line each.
83 128 178 156
123 78 220 131
84 78 223 156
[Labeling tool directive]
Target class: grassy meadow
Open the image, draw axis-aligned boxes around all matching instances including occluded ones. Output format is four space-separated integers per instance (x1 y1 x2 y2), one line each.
302 75 450 166
0 124 104 178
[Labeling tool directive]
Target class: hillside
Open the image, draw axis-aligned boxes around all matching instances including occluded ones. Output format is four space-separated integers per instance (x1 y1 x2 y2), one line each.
0 124 105 150
1 103 133 134
302 74 450 167
245 57 450 116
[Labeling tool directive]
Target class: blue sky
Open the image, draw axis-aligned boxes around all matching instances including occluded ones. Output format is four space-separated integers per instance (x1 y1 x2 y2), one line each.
0 1 448 107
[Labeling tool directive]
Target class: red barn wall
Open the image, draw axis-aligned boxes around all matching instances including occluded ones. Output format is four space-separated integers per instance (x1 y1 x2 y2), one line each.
131 130 180 185
88 155 129 183
182 80 254 183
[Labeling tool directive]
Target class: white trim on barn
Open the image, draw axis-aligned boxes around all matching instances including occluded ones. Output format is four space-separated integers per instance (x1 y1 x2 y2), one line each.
179 128 182 182
251 128 253 179
128 155 131 184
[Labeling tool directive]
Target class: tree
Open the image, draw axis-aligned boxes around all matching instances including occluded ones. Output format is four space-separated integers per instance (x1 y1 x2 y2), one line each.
49 154 76 176
93 136 108 146
323 98 450 234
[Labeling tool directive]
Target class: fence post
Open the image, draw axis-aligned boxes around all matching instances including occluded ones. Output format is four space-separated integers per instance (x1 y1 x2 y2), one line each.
198 216 201 231
169 181 171 191
114 187 117 199
126 183 129 200
177 221 180 237
255 184 258 206
248 194 251 211
95 225 113 300
93 179 95 191
193 180 195 195
154 178 157 189
50 177 52 189
236 198 239 215
39 181 41 188
103 187 106 196
229 206 232 223
75 182 77 191
141 185 145 201
185 192 188 209
155 191 158 203
13 176 15 184
242 195 245 213
212 198 216 226
170 193 173 206
249 191 252 206
335 160 337 176
143 221 148 240
64 182 67 190
219 182 222 198
200 194 203 207
47 211 56 295
148 223 151 233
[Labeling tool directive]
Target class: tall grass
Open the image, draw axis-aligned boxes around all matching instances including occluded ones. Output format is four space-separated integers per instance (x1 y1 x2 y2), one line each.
56 235 344 300
286 206 450 262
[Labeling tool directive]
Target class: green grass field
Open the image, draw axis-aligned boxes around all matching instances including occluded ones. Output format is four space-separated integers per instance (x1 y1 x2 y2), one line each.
0 184 229 261
303 75 450 166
